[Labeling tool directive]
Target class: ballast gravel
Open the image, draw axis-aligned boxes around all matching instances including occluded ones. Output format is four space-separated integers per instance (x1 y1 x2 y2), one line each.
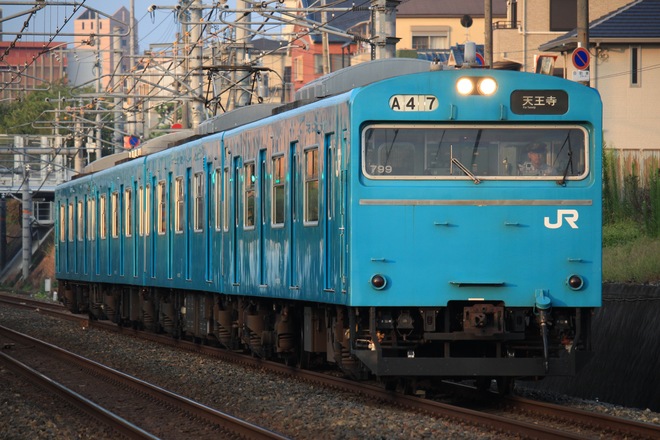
0 301 658 440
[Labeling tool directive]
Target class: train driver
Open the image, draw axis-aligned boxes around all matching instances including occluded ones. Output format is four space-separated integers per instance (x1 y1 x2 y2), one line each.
518 142 557 176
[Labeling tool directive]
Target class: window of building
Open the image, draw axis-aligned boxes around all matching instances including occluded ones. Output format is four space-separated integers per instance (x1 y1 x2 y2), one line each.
313 54 345 74
294 56 304 82
272 156 285 226
631 46 641 86
550 0 577 31
304 148 319 224
244 162 255 228
411 26 449 50
193 172 203 231
99 195 107 239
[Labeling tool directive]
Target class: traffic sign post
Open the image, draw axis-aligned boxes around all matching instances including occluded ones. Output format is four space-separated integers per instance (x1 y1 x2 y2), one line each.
572 47 590 71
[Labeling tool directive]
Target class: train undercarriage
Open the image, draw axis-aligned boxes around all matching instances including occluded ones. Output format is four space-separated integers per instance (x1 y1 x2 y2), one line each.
60 281 593 393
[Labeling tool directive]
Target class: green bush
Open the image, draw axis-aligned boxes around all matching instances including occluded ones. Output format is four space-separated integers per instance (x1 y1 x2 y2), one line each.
602 220 642 247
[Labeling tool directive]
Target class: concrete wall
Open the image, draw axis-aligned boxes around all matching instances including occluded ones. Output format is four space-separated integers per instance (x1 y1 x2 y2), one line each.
521 283 660 412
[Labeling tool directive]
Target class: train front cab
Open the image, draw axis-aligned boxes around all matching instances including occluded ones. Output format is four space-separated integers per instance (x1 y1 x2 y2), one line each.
342 69 602 386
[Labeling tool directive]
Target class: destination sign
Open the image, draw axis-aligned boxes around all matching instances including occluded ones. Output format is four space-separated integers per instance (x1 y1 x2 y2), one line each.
510 90 568 115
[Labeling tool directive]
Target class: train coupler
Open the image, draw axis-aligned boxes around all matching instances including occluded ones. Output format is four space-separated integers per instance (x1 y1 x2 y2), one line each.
535 290 552 373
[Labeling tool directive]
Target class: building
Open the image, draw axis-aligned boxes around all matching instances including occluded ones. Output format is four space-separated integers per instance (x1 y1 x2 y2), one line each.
71 7 137 91
289 0 371 91
538 0 660 181
396 0 507 56
493 0 632 73
0 42 68 102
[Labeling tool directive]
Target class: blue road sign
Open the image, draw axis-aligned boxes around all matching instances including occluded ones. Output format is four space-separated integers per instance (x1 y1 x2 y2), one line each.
572 47 590 71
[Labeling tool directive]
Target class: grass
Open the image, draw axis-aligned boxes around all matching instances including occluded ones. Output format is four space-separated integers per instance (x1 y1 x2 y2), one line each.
602 217 660 284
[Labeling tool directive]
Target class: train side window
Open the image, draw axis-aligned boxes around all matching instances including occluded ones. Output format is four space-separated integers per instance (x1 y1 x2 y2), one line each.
272 155 285 226
59 204 66 242
77 200 84 241
125 188 132 237
214 168 222 231
138 186 143 236
111 192 119 238
87 198 96 241
67 203 74 242
174 177 184 234
193 172 204 232
304 147 319 224
244 162 256 228
145 185 151 236
157 181 166 235
222 167 229 232
99 195 107 239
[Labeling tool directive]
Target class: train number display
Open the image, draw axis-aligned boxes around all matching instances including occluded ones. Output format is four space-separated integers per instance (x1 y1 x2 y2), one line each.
389 95 437 112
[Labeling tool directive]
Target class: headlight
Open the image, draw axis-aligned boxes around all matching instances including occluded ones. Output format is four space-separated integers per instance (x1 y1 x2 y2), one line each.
456 76 498 96
456 77 475 95
477 77 498 95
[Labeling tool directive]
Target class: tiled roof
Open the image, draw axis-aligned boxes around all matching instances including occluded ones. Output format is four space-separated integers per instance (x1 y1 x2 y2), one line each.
300 0 371 44
540 0 660 52
397 0 508 17
417 44 485 66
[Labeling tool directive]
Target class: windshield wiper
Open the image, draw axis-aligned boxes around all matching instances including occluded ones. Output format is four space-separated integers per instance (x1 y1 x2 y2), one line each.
451 157 481 184
557 132 574 186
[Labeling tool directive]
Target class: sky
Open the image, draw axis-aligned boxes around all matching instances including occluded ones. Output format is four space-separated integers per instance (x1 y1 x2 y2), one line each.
0 1 217 53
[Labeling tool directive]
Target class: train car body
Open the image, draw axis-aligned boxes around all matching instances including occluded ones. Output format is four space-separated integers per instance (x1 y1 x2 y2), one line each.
56 59 602 388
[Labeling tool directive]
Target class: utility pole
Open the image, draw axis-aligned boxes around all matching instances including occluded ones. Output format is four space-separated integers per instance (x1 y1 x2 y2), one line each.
321 0 330 74
235 0 252 108
371 0 400 60
577 0 590 85
21 157 32 280
113 25 125 153
190 0 205 128
484 0 493 68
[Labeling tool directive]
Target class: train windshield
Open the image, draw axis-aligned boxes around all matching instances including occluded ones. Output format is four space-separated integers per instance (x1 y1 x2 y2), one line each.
362 124 588 180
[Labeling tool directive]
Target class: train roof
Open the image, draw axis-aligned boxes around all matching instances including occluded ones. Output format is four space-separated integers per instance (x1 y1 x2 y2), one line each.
294 58 434 101
80 59 438 175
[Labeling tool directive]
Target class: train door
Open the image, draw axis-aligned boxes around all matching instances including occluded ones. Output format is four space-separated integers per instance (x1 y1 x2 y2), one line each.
259 149 267 285
205 163 213 283
232 156 241 285
185 167 192 281
340 130 348 292
323 133 336 292
288 142 298 289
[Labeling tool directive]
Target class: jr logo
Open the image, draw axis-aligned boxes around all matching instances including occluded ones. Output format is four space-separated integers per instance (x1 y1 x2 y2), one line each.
544 209 579 229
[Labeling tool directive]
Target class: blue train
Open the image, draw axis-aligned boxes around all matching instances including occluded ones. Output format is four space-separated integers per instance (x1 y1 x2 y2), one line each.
55 59 602 392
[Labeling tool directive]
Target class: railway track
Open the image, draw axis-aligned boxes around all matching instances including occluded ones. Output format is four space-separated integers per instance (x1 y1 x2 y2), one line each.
2 292 659 439
0 324 288 440
89 317 660 439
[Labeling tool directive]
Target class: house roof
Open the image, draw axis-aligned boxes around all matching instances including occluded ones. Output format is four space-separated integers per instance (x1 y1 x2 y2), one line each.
300 0 371 44
417 44 484 65
539 0 660 52
397 0 507 18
